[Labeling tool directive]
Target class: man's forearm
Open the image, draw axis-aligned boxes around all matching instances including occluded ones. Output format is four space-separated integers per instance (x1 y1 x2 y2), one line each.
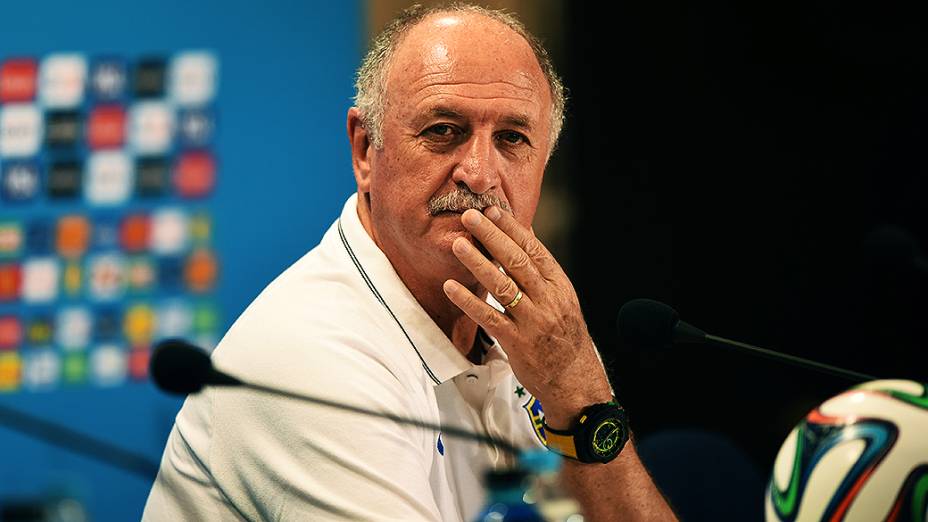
559 439 678 522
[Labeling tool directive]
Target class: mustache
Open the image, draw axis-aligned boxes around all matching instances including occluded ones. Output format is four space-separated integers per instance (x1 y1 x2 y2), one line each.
427 187 511 216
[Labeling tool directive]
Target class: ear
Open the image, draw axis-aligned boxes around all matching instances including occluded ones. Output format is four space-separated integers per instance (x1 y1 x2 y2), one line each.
347 107 373 194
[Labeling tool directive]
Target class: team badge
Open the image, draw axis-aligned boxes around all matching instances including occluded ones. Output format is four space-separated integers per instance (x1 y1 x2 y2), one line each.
522 395 547 445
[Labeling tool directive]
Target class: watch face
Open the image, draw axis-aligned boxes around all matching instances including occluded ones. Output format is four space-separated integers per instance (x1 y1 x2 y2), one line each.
591 417 626 459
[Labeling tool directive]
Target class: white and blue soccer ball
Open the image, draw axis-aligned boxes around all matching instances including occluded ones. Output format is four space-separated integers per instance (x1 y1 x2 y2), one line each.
766 379 928 522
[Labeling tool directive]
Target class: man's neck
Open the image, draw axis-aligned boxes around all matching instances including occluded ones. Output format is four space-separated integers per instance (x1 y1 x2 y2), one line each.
405 275 485 365
356 194 483 363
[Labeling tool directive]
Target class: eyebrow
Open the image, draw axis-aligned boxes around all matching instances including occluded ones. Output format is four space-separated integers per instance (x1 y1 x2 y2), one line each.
426 107 466 121
415 106 536 133
500 114 534 132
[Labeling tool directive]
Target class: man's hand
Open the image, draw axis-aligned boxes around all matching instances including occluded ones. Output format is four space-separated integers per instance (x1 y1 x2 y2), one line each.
443 206 678 521
442 206 613 428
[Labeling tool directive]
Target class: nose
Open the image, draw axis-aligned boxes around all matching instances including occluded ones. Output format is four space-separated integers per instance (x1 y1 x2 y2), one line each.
451 131 501 195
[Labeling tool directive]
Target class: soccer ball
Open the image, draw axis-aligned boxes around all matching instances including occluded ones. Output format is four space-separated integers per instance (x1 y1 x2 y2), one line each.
766 379 928 521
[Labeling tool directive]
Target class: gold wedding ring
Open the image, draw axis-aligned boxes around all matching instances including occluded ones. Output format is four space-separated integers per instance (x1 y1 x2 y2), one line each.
505 289 524 309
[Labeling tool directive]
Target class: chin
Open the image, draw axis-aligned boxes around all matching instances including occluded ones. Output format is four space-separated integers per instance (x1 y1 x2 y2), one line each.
433 226 472 247
432 239 481 283
444 263 480 288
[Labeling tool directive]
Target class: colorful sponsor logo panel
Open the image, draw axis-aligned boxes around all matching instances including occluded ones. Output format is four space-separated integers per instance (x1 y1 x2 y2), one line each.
0 50 220 393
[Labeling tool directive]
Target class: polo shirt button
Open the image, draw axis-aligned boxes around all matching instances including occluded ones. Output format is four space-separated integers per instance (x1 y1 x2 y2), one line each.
466 374 478 383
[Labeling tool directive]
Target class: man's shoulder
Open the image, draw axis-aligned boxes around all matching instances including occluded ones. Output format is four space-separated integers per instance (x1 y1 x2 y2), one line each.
214 286 401 368
209 254 420 392
226 216 387 338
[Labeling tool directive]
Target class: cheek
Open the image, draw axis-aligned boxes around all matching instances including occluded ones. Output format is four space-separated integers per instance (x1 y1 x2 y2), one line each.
368 160 439 219
504 175 544 224
376 153 453 200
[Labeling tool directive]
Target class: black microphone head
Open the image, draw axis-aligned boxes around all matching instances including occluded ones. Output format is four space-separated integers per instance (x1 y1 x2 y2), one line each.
150 338 213 395
617 298 680 349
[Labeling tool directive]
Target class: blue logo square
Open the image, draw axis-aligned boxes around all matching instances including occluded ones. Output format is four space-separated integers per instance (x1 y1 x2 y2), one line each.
178 108 216 147
25 219 54 255
90 58 128 101
93 307 121 342
1 160 41 203
158 256 185 290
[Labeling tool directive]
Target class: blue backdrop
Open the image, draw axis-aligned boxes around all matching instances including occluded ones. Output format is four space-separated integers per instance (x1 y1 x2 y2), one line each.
0 1 360 519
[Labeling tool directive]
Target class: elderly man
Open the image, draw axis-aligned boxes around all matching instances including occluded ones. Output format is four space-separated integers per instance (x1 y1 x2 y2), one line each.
143 4 676 521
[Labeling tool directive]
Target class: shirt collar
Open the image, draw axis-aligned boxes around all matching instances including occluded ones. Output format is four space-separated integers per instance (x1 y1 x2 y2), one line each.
337 193 478 385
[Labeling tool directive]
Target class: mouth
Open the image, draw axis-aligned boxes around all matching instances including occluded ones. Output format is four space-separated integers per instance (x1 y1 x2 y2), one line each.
432 209 466 217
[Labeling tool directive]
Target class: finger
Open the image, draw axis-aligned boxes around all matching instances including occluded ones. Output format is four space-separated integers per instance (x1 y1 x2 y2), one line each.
451 237 535 313
460 209 546 296
483 206 562 280
442 279 516 341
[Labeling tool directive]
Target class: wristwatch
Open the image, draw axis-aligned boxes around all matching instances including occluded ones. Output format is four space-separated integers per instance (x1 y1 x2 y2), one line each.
542 400 629 463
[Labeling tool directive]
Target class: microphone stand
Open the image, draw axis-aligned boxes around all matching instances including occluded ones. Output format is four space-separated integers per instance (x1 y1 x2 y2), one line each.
704 333 878 383
0 401 159 479
151 340 525 458
195 368 523 458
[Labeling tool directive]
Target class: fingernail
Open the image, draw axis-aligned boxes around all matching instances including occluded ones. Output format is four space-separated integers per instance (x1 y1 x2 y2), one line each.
452 238 468 254
486 206 501 221
442 280 456 294
462 210 481 226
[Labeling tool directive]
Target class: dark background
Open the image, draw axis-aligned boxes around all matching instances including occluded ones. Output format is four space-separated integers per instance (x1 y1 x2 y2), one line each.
564 0 926 494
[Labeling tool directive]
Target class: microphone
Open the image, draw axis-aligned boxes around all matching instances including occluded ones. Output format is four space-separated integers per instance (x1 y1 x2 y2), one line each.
615 298 706 347
149 338 241 394
149 339 522 456
616 298 879 383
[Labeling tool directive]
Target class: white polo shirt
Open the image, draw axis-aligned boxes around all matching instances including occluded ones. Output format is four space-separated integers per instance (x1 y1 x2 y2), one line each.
142 193 547 521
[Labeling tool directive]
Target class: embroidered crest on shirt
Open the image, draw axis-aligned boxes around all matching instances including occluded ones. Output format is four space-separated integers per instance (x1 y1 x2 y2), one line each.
522 396 547 445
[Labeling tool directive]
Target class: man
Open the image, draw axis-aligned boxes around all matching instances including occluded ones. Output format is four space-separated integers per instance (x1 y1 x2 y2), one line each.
144 4 676 521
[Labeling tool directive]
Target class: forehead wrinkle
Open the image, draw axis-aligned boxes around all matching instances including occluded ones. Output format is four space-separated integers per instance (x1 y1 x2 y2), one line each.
409 74 538 93
416 91 538 104
421 105 535 125
405 67 542 98
404 81 539 108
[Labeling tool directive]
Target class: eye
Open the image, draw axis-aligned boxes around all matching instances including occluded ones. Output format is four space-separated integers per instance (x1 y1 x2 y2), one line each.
423 124 459 138
497 130 529 146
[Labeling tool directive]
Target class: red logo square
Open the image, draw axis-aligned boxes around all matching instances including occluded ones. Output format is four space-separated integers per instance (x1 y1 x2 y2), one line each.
0 59 38 102
121 214 151 253
185 248 218 292
0 264 21 302
57 215 92 258
174 151 215 198
129 348 149 380
0 316 21 349
87 105 126 149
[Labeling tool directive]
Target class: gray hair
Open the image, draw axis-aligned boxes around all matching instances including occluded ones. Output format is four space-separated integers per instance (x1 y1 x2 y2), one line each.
354 3 566 154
